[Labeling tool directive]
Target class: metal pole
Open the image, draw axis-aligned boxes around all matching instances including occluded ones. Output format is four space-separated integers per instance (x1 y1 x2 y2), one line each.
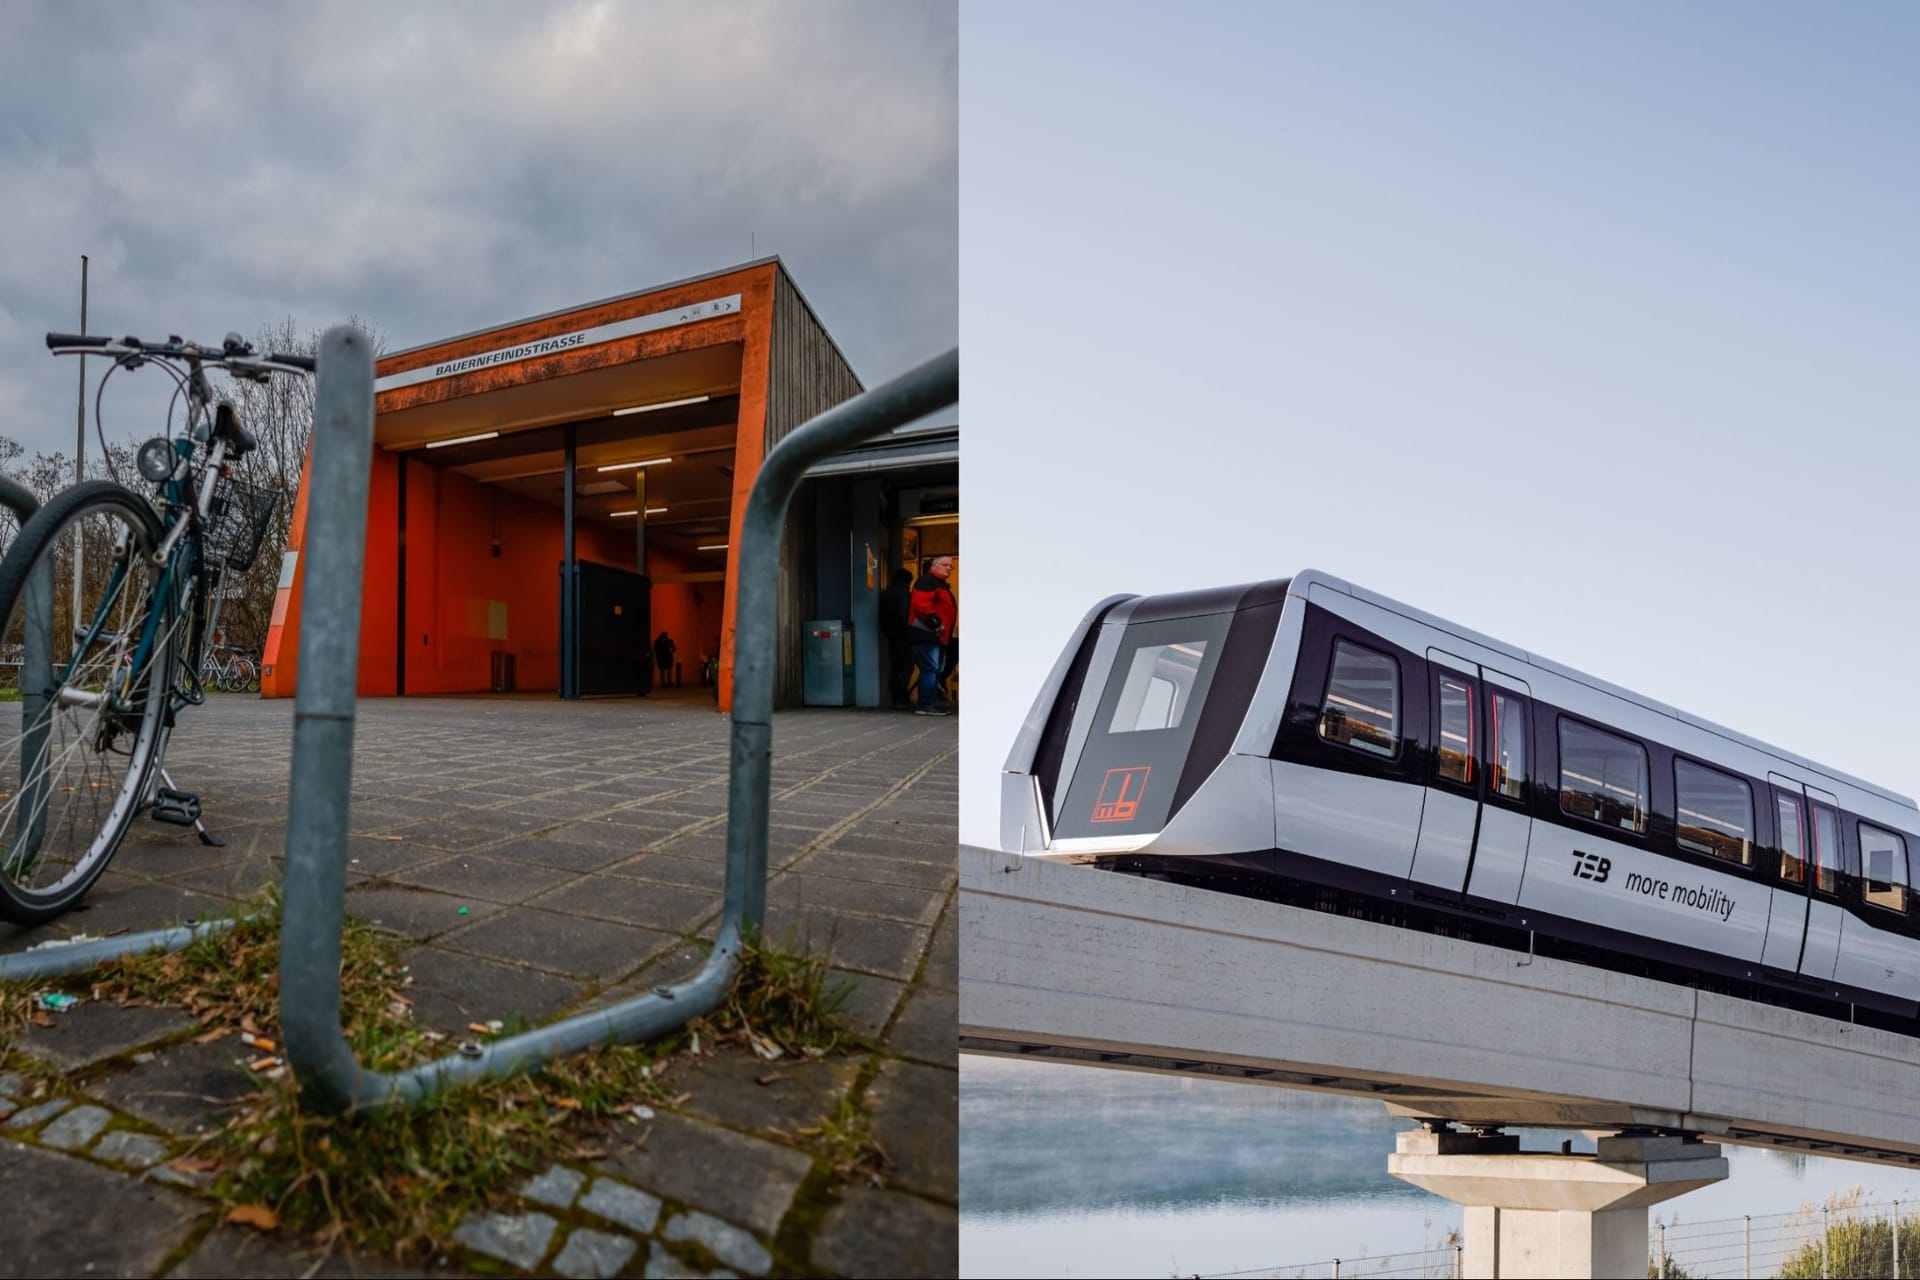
1658 1222 1666 1277
1896 1199 1902 1279
560 423 576 700
1823 1206 1830 1279
70 255 87 634
1 478 50 862
1454 1243 1462 1280
1744 1214 1751 1280
0 920 237 981
276 334 958 1111
634 467 646 577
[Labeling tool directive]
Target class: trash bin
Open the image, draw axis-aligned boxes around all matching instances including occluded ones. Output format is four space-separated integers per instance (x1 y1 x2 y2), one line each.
802 621 850 706
490 650 516 693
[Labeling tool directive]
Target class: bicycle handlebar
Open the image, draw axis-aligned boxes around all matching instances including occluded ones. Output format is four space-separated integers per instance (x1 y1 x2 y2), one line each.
45 332 315 374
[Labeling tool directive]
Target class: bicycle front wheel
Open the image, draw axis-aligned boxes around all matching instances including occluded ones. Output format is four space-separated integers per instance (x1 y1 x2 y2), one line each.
0 481 173 924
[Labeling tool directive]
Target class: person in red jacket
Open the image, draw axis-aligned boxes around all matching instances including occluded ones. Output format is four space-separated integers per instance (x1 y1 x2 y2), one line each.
908 555 957 715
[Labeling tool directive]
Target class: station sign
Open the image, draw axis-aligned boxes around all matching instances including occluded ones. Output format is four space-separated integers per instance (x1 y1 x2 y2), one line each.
374 294 743 393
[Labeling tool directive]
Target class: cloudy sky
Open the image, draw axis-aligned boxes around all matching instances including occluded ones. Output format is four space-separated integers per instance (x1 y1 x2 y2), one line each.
0 0 956 456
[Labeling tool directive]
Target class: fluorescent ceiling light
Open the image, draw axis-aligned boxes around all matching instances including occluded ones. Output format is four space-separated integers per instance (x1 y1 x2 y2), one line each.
610 509 638 517
698 543 729 552
613 395 709 417
424 430 499 449
645 506 666 515
610 507 669 518
596 456 673 473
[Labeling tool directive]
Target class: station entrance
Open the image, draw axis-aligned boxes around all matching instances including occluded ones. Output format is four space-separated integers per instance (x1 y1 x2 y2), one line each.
260 259 940 712
377 363 739 700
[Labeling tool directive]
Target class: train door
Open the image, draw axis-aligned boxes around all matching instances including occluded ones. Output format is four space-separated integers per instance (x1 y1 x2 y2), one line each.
1471 671 1534 904
1408 653 1532 904
1407 654 1478 894
1760 777 1841 982
1801 786 1846 982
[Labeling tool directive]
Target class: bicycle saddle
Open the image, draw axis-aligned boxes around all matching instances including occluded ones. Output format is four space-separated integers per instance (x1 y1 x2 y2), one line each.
213 402 258 456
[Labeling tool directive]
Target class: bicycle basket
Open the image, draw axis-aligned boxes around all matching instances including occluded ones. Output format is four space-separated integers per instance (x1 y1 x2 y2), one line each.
202 477 280 572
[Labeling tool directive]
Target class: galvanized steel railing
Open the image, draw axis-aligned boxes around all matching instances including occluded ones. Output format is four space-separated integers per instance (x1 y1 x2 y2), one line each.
278 326 959 1110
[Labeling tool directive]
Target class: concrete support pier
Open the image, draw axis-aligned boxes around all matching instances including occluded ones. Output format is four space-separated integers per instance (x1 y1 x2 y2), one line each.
1388 1127 1729 1279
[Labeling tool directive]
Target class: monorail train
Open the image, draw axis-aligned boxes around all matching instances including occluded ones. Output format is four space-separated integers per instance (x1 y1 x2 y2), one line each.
1002 569 1920 1020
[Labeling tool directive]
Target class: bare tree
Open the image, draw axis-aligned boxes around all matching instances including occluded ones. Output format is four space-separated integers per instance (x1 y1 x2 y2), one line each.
209 316 386 655
0 315 384 658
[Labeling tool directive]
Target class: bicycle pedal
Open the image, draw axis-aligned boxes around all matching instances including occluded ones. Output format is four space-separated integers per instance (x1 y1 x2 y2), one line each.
152 787 202 826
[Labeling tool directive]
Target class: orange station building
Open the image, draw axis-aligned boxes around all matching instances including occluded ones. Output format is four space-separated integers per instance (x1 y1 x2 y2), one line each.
259 260 958 711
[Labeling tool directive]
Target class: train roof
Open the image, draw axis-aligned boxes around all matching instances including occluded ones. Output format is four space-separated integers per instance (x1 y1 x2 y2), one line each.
1284 568 1917 812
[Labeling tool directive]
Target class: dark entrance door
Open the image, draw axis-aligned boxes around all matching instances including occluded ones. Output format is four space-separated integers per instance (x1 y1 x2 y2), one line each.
570 562 651 696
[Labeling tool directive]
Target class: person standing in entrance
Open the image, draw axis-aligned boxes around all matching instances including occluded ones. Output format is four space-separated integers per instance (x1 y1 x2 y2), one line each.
879 568 916 710
909 555 956 716
653 631 676 689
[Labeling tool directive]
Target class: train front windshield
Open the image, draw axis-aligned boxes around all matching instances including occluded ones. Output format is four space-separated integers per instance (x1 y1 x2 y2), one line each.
1050 611 1233 841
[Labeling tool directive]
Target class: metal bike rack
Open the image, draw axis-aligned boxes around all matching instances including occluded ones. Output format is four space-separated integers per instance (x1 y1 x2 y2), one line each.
0 477 240 981
280 325 959 1110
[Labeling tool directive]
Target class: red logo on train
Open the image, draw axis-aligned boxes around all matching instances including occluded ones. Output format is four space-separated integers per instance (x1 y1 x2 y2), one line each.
1091 766 1151 823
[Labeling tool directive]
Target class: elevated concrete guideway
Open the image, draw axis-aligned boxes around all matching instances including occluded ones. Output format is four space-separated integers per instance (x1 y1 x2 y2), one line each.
958 846 1920 1169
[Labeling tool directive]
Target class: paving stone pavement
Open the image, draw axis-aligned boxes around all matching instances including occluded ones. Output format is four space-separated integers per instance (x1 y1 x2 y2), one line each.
0 695 958 1276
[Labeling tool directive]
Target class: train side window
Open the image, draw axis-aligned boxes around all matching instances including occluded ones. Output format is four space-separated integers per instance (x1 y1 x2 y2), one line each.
1674 759 1752 866
1489 691 1527 801
1861 824 1908 913
1435 672 1474 785
1810 803 1841 895
1318 640 1399 759
1558 719 1648 835
1776 792 1806 885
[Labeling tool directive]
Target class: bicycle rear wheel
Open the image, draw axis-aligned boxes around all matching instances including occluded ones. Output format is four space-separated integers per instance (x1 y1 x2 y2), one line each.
0 482 174 924
242 659 260 694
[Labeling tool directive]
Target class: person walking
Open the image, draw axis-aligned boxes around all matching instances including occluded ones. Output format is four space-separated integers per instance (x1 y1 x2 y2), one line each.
908 555 957 716
879 567 916 710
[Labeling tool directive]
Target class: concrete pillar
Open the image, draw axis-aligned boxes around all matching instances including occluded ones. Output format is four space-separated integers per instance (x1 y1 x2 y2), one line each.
1388 1128 1728 1280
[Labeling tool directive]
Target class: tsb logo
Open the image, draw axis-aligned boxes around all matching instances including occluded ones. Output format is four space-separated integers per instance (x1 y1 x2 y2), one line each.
1091 766 1151 823
1571 850 1611 883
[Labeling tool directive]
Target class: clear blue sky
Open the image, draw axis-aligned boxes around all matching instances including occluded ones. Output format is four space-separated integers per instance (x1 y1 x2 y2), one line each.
959 2 1920 847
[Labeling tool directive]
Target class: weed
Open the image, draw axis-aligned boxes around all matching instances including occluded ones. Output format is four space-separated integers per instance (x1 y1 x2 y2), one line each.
706 932 856 1057
799 1086 887 1184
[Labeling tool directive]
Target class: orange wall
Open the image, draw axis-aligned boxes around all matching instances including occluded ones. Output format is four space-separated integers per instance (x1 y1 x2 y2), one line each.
647 543 725 682
384 461 636 694
717 273 776 710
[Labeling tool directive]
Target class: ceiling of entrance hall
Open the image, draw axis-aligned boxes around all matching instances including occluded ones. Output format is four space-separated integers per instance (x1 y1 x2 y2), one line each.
379 343 742 545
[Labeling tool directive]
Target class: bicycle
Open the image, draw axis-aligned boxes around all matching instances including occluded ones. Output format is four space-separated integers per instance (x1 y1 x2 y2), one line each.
200 644 260 694
0 330 308 923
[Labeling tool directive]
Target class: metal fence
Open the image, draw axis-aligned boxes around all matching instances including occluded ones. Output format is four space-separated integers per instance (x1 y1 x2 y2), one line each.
1239 1199 1920 1280
1657 1199 1920 1278
1193 1247 1463 1279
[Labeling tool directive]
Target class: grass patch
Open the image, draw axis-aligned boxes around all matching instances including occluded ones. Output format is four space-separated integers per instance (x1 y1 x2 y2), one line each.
799 1083 888 1183
1769 1188 1919 1279
5 893 860 1261
704 930 857 1058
